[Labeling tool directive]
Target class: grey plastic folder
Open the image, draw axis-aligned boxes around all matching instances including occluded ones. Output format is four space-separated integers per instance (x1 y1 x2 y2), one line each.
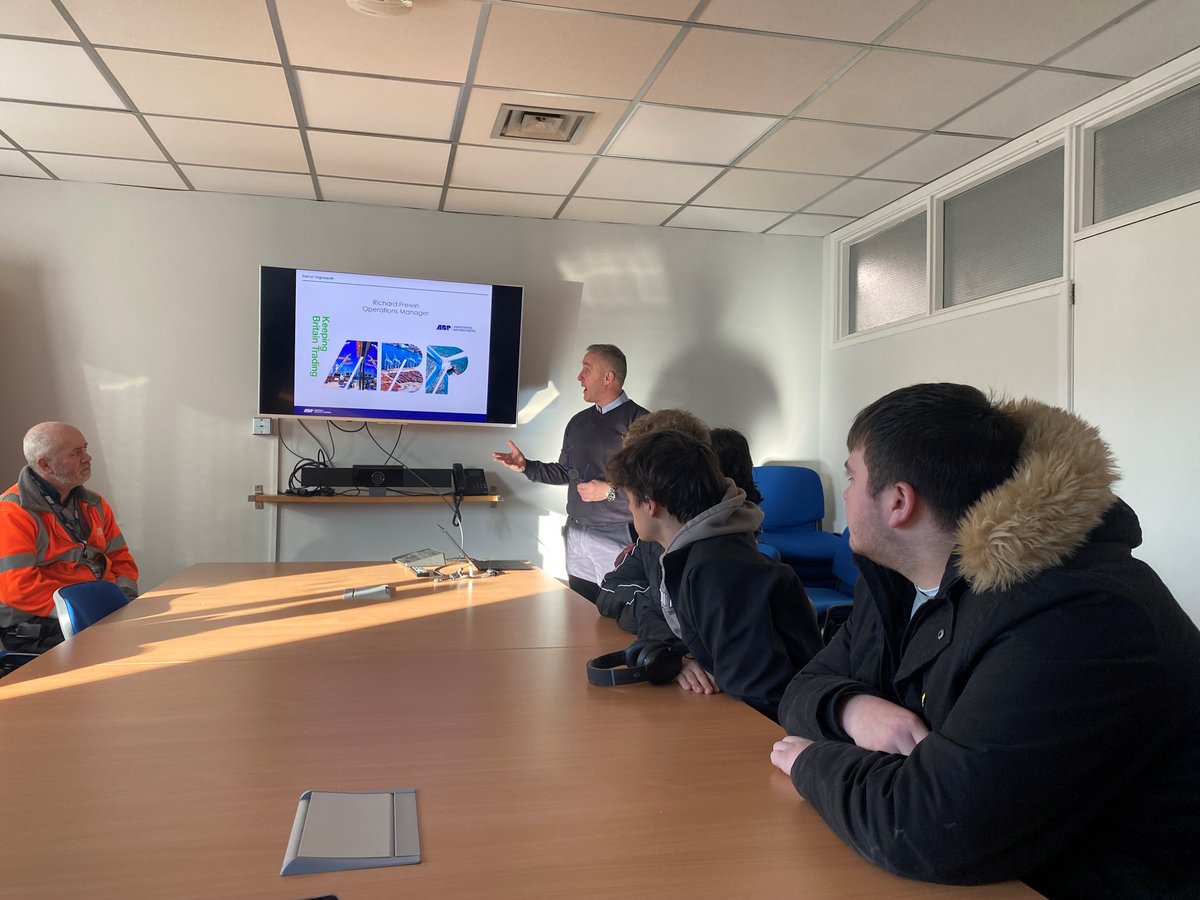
281 789 421 876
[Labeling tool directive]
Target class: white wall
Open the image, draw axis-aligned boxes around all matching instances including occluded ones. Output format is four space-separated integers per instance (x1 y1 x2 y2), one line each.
0 176 823 590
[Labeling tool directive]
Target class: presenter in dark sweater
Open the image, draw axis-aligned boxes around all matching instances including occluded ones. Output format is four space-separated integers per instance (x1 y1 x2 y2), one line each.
493 344 648 602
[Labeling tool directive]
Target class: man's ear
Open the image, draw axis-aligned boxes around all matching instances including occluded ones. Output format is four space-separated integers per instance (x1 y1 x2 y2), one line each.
644 498 666 520
886 481 920 528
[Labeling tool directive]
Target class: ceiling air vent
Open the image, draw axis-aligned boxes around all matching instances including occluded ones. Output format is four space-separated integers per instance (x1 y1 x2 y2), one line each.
492 104 594 144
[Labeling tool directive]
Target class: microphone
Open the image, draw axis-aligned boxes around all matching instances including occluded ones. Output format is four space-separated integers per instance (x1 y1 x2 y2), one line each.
343 584 393 600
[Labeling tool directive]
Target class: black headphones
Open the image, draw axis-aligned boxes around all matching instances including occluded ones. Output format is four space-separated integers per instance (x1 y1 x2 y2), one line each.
586 638 686 686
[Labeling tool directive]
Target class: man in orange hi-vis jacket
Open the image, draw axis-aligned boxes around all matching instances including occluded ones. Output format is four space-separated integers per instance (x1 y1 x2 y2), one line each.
0 422 138 653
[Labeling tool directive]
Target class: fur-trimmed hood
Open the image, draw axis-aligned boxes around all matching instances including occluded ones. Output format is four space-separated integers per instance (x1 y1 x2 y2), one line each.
954 399 1120 592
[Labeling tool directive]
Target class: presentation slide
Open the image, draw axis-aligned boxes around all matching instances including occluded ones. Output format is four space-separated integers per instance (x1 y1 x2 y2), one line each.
292 269 493 420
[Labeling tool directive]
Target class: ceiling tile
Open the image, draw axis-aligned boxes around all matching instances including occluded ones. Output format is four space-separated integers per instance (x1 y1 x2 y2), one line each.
575 157 720 202
644 29 859 115
61 0 280 61
1051 0 1200 77
148 117 308 170
768 212 855 236
699 0 920 43
695 168 846 211
3 0 75 39
944 70 1118 138
803 177 918 215
298 71 460 140
33 153 184 189
276 0 479 81
560 197 677 226
863 133 1006 181
665 206 788 233
884 0 1142 65
801 49 1022 130
607 105 777 165
308 131 450 184
450 145 591 193
0 149 48 178
0 133 10 149
0 38 123 107
319 177 441 209
0 101 163 158
459 88 627 155
182 166 315 200
100 50 295 125
443 189 564 218
524 0 697 17
474 4 679 99
740 119 919 175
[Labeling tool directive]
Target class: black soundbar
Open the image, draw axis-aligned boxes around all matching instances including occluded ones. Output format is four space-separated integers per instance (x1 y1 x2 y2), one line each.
299 466 454 489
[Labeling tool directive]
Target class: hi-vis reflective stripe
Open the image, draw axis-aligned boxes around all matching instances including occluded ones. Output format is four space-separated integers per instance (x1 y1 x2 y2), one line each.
0 552 38 572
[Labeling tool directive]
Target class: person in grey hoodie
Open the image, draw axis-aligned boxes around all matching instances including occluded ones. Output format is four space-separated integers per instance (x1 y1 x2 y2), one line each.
605 430 822 722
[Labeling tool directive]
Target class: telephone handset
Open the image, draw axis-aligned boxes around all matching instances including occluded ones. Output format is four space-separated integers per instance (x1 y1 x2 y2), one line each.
452 463 489 496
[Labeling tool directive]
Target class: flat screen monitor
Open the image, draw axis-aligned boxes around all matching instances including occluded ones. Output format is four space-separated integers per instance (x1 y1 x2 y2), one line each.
258 266 523 425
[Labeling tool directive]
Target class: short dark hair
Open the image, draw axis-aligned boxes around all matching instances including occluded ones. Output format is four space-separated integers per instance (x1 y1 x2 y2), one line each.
847 383 1023 530
606 430 725 523
624 408 711 445
710 428 762 505
586 344 627 386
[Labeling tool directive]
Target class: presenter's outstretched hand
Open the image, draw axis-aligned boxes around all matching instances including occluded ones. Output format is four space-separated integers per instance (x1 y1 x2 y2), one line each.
493 440 527 473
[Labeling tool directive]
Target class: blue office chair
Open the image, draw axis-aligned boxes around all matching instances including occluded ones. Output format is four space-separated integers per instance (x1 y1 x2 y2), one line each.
52 581 131 640
0 649 39 677
805 529 860 625
753 465 840 582
757 541 782 560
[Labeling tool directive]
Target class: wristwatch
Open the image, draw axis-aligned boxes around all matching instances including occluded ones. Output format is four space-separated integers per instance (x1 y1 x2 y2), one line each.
605 485 617 502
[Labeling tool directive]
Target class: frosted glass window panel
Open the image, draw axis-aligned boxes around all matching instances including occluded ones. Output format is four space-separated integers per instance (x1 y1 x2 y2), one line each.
848 212 927 333
1094 81 1200 223
943 148 1064 308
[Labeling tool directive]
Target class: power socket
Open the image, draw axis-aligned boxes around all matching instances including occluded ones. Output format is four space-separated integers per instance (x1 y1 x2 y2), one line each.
251 417 274 436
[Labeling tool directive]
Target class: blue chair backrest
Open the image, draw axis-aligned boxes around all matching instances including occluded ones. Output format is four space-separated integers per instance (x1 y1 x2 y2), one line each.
53 581 131 639
753 465 825 531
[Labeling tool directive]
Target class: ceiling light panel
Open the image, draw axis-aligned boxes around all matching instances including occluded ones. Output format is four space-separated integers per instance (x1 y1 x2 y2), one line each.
864 133 1005 182
884 0 1143 65
699 0 920 43
474 4 679 99
461 88 626 154
99 51 297 126
297 71 460 140
308 131 451 183
443 188 565 218
1052 0 1200 77
696 169 847 212
0 38 123 107
450 144 591 193
740 119 919 176
575 157 721 203
560 196 678 226
276 0 479 82
643 28 859 115
945 70 1118 138
3 0 75 39
147 117 309 171
801 48 1021 130
61 0 281 62
607 105 777 165
318 176 442 209
33 153 185 190
0 102 164 159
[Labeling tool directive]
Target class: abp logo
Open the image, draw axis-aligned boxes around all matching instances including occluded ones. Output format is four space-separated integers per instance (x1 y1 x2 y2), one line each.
436 324 452 331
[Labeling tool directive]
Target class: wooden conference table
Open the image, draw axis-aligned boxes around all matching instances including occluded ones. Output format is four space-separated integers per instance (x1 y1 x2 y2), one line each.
0 562 1035 899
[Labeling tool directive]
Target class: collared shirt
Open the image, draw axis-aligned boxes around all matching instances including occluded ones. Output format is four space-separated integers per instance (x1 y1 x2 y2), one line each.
597 391 630 414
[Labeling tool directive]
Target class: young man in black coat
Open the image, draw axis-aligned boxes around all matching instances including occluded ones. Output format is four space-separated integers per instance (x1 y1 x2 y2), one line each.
606 430 821 722
769 383 1200 898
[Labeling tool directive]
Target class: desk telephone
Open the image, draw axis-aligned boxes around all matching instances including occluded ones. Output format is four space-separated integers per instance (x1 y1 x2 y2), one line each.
452 463 490 496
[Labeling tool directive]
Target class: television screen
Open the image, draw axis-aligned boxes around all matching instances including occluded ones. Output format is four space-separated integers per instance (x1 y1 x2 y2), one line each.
258 266 523 425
